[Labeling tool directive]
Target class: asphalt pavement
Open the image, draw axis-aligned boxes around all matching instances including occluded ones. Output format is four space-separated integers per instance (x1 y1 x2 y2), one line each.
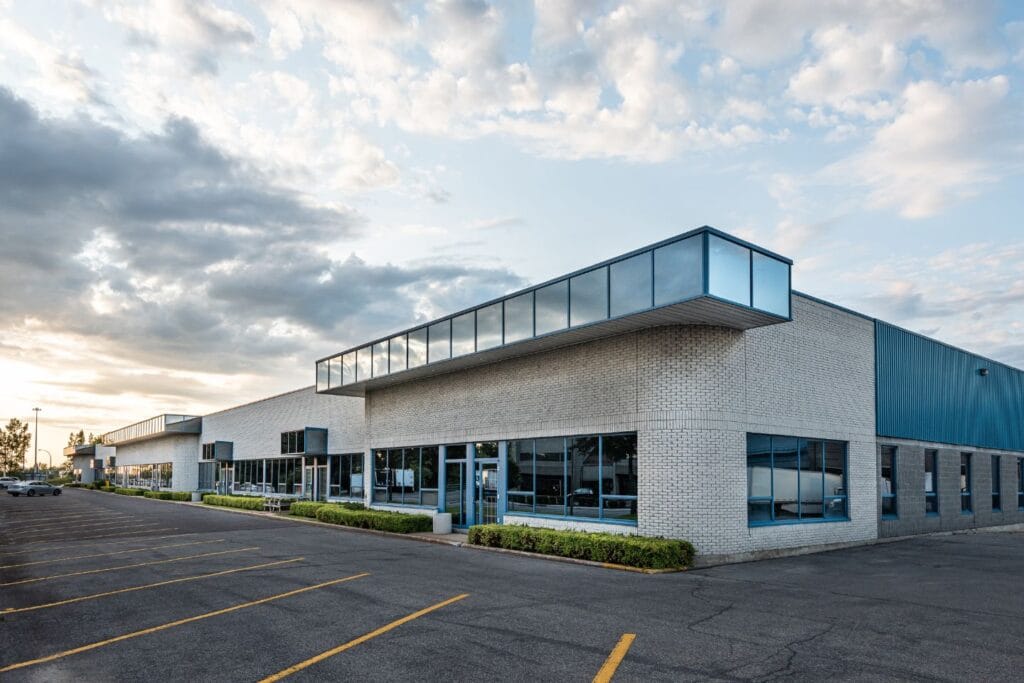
2 488 1023 681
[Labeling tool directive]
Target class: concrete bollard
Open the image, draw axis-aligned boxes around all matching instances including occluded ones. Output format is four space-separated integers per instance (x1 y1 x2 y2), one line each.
433 512 452 534
191 491 203 502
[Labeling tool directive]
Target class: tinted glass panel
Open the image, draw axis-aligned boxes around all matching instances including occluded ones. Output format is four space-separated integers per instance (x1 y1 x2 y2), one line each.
610 252 652 317
451 312 475 357
476 302 502 351
507 440 533 493
881 446 896 499
772 437 799 520
654 235 703 305
925 450 937 493
355 346 372 381
372 341 389 377
342 352 356 385
428 320 450 363
570 267 608 327
708 235 751 305
747 434 771 499
535 437 565 516
328 357 342 387
421 447 439 489
602 434 637 497
799 440 824 519
407 328 427 368
752 252 790 316
504 292 533 343
568 436 600 518
316 361 328 391
389 335 407 373
534 280 568 335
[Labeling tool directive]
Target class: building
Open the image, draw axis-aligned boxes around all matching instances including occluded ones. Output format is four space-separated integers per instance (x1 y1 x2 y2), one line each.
64 443 115 484
96 226 1024 563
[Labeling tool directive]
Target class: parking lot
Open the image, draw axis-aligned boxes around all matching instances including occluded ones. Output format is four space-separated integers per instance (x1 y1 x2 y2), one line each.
2 489 1024 681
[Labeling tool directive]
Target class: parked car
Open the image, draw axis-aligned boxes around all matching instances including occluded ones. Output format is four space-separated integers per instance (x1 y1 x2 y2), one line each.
0 476 20 490
6 481 62 497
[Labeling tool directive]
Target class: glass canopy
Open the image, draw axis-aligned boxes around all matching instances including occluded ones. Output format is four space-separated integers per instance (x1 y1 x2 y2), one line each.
317 227 791 395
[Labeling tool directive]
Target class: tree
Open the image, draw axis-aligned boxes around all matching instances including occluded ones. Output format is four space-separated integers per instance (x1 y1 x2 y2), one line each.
67 429 86 448
0 418 31 475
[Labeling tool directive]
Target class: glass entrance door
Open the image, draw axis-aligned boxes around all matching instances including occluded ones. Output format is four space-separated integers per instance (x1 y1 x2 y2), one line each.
477 461 499 525
218 464 233 495
303 465 328 501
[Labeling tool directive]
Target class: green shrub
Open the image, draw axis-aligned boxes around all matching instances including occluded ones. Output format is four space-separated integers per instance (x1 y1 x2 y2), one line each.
338 501 365 511
290 501 327 518
203 494 265 510
466 525 695 569
315 506 432 533
114 487 147 496
171 491 192 501
100 485 116 492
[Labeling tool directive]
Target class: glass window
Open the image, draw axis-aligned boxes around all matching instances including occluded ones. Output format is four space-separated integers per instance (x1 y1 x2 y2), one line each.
601 434 637 522
925 449 939 515
372 340 389 377
476 302 503 351
747 434 848 525
328 356 342 388
407 327 427 369
389 335 407 373
402 448 421 504
880 446 897 518
610 252 652 317
535 437 565 517
342 352 356 385
568 436 600 519
534 280 568 335
504 292 533 343
451 312 475 357
992 455 1001 512
316 360 328 392
752 252 790 317
373 450 390 503
654 235 703 306
506 440 534 514
355 346 372 381
708 234 751 305
1018 458 1024 510
428 320 451 363
421 446 439 507
569 267 608 327
960 452 972 513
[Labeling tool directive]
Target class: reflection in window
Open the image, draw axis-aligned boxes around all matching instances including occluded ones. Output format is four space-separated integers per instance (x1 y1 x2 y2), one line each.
407 328 427 368
504 292 533 343
389 335 407 373
925 449 939 515
355 347 372 381
328 453 364 498
960 452 972 513
708 235 751 305
610 252 652 317
534 280 568 335
451 312 475 357
342 353 356 385
506 433 637 524
316 361 328 392
428 320 450 363
880 446 897 518
752 252 790 317
476 302 502 351
328 356 342 388
992 455 1001 512
654 235 702 306
372 446 440 506
372 340 389 377
570 267 608 327
747 433 848 525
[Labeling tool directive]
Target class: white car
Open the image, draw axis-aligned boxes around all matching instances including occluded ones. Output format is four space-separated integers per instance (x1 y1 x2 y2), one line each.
0 476 19 490
6 481 62 497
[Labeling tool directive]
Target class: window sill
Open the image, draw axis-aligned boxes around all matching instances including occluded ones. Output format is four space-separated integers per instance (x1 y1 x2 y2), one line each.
748 517 850 528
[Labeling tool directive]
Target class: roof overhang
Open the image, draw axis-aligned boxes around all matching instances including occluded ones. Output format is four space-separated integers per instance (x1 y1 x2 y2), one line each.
103 415 202 447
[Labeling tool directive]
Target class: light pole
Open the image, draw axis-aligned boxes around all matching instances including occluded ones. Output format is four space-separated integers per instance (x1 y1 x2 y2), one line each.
32 407 40 479
39 449 52 479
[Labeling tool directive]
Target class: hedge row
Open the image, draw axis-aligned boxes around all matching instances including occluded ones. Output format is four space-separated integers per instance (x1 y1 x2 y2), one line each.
291 500 367 518
467 524 695 569
143 490 192 501
315 505 432 533
202 494 265 510
114 487 147 496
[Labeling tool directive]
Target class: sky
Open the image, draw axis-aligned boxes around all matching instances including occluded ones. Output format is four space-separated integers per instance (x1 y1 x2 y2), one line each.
1 0 1022 467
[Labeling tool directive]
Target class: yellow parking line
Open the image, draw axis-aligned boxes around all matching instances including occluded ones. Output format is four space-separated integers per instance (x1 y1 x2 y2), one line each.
593 633 636 683
0 572 370 673
258 593 470 683
0 539 225 569
0 531 185 557
4 513 132 527
0 547 258 586
14 523 166 542
10 518 140 535
2 558 303 614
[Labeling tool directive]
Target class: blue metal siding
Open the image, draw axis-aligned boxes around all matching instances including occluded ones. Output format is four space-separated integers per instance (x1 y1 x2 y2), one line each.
875 321 1024 451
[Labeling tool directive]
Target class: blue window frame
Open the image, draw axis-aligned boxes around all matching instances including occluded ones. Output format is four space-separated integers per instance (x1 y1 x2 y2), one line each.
880 446 897 518
747 433 848 526
991 455 1001 512
506 432 637 525
925 449 939 515
372 446 440 507
960 452 972 513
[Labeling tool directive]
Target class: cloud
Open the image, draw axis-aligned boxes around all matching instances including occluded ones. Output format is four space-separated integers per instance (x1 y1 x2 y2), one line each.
827 76 1014 218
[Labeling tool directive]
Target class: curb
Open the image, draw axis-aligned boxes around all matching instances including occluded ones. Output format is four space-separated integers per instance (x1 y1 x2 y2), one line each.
459 543 686 573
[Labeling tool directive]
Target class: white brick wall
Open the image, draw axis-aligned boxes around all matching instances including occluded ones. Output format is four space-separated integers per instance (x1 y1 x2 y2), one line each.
363 294 878 556
114 434 200 491
201 386 366 460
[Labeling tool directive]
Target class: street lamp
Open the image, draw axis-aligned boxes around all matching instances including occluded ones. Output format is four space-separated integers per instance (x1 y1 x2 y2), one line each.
39 449 52 479
32 407 40 479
